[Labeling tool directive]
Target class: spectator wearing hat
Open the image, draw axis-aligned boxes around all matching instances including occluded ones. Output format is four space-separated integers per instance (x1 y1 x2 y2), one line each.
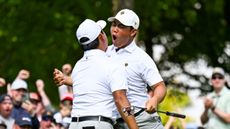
0 94 14 129
10 78 31 119
53 93 73 128
200 67 230 129
6 69 30 97
39 111 56 129
14 114 32 129
21 92 41 129
23 79 56 129
54 19 138 129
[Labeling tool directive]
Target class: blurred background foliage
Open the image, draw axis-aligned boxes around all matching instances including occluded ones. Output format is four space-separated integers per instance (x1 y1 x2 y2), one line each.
0 0 230 117
159 87 190 125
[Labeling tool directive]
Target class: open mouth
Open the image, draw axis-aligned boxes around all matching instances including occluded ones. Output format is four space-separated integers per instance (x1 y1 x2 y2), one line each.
5 109 11 113
112 35 117 40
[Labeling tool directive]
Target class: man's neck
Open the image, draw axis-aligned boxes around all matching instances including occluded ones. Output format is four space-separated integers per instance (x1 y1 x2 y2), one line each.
214 86 224 95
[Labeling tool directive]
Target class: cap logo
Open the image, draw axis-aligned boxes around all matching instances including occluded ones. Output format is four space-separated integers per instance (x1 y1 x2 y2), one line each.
22 117 31 122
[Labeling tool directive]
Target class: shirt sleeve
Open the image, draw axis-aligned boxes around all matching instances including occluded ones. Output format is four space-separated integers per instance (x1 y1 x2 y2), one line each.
140 56 163 87
109 65 128 92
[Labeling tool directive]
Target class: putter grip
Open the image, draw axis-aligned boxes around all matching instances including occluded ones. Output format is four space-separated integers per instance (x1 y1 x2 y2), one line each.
166 111 186 118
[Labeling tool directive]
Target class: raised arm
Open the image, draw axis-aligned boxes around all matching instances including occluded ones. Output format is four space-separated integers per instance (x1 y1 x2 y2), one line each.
16 69 30 80
36 79 51 107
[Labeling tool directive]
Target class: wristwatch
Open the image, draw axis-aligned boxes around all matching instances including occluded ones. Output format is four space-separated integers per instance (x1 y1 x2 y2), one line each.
122 106 135 116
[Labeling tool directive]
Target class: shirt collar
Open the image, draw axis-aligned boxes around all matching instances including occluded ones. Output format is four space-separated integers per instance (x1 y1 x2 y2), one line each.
212 86 228 98
111 40 137 53
219 86 228 96
84 49 106 57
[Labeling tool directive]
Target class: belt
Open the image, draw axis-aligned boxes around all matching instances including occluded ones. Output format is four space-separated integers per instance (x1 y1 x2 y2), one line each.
72 116 113 125
116 108 145 123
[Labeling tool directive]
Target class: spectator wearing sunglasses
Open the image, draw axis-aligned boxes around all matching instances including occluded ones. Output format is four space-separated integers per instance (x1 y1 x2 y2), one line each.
200 67 230 129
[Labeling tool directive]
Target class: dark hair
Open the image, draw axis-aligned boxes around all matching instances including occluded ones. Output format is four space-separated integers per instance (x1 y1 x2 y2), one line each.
81 37 99 51
0 94 12 103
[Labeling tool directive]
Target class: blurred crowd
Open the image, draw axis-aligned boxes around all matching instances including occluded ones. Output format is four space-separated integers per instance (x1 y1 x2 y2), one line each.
0 64 73 129
1 65 229 129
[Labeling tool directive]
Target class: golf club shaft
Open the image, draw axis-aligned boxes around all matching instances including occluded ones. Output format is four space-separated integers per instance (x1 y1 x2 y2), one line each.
140 107 186 119
157 110 186 119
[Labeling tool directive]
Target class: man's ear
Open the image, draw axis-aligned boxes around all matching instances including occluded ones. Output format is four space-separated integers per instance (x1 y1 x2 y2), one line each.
98 33 105 42
130 29 138 37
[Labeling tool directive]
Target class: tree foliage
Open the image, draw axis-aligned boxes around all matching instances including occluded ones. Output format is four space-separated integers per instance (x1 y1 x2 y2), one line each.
135 0 230 92
0 0 112 104
159 87 190 125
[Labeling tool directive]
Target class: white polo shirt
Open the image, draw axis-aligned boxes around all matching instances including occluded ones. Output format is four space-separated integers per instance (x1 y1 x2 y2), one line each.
106 41 163 108
71 49 128 120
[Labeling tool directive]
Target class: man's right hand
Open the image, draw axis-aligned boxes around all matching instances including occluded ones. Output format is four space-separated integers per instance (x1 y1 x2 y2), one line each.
53 68 65 86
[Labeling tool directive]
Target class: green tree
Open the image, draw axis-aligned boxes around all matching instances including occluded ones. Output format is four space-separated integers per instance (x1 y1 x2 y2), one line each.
0 0 112 104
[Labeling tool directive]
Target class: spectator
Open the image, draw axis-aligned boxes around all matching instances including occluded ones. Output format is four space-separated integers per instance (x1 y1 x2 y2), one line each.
39 111 56 129
28 92 41 116
10 78 30 119
58 64 73 100
22 92 41 129
0 94 14 129
9 78 41 129
22 79 56 129
53 93 73 128
35 79 55 113
200 67 230 129
14 114 32 129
